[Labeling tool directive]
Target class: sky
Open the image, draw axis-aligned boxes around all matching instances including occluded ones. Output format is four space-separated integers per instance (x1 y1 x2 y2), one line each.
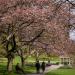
69 0 75 41
69 29 75 41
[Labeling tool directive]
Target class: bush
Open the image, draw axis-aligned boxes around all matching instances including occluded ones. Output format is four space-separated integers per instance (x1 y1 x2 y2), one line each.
56 62 59 65
59 66 72 69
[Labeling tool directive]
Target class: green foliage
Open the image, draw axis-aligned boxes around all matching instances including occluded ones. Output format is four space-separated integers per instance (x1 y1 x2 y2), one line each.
13 56 21 65
0 44 6 57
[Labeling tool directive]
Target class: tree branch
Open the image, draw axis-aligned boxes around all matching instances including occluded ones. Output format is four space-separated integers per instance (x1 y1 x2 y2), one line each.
20 29 45 45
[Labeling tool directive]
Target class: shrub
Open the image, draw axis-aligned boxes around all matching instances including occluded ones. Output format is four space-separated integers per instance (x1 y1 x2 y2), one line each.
56 62 59 65
59 66 72 69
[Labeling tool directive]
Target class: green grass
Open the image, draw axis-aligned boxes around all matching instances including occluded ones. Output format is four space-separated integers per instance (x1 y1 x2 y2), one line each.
26 56 36 62
1 56 75 75
0 56 36 75
24 65 36 73
0 56 59 75
0 63 36 75
46 69 75 75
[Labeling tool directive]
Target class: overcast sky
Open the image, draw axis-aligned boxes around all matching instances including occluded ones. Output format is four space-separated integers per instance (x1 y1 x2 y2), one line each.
69 0 75 41
69 29 75 40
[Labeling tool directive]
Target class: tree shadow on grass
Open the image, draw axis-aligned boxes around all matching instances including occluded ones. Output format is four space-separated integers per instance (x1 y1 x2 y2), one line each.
0 65 7 74
0 64 37 75
46 72 60 75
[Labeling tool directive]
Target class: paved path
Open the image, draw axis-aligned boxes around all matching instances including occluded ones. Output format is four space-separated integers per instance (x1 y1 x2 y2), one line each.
26 64 63 75
19 73 42 75
44 64 62 73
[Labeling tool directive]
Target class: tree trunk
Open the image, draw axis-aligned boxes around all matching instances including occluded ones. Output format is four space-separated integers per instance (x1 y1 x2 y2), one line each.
20 50 25 68
36 51 39 61
7 58 13 72
21 56 25 68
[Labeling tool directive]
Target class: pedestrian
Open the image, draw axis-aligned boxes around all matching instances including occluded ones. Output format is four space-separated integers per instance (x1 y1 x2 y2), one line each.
41 61 46 73
35 60 40 73
15 63 25 74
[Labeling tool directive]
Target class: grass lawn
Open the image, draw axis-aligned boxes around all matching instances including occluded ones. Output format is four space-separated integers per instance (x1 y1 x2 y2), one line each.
46 69 75 75
0 57 36 75
0 64 36 75
1 56 75 75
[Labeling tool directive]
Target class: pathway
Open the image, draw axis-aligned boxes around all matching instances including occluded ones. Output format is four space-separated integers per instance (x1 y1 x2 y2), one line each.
44 64 62 73
26 64 63 75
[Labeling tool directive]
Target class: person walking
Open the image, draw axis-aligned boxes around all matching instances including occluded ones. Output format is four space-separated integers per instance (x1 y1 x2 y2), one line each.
15 63 25 74
41 61 46 73
35 60 40 73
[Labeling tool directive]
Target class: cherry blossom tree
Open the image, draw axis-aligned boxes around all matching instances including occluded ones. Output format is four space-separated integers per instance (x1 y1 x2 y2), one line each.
0 0 75 72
